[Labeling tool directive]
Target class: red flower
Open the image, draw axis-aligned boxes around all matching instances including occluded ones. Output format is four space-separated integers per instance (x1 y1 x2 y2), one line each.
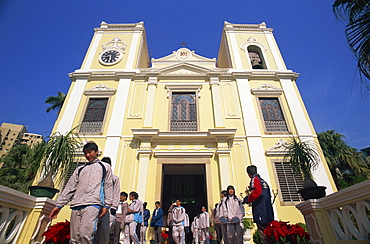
42 221 70 244
264 220 310 244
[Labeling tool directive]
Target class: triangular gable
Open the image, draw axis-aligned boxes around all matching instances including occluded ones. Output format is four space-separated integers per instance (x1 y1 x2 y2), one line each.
152 48 217 70
156 62 217 75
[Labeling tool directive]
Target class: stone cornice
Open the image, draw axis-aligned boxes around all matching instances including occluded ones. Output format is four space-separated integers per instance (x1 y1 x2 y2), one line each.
131 128 236 142
94 21 145 32
224 21 273 32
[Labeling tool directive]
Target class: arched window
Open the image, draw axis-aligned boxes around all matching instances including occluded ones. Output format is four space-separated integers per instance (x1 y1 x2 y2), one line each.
259 97 288 132
171 93 197 131
247 45 267 69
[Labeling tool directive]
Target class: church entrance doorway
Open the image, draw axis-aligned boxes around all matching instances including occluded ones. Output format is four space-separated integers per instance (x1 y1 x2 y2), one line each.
162 164 207 225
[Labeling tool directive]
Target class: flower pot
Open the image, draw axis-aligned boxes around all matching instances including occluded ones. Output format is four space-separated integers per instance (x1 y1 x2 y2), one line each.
298 186 326 200
29 185 60 198
243 228 252 244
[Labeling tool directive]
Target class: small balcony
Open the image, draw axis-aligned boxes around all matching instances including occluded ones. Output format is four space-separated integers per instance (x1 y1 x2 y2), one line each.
170 120 197 131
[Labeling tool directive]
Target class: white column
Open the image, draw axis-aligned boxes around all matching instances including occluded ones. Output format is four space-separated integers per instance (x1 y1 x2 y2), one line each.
81 31 103 70
279 78 312 136
103 73 134 171
56 73 89 134
126 22 144 69
143 73 158 127
264 32 286 70
137 152 150 200
234 73 272 185
209 74 225 128
218 151 231 189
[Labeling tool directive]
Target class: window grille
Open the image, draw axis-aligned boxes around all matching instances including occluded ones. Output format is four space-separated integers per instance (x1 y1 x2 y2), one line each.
79 98 108 134
62 162 85 191
259 98 288 132
171 93 197 131
274 161 304 202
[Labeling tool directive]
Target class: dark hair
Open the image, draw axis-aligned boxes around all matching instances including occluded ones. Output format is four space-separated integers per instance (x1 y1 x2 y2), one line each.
83 142 98 153
201 206 207 211
120 191 128 198
226 185 237 200
101 157 111 165
143 202 147 208
215 203 218 208
155 201 161 205
129 191 139 199
247 165 257 175
221 190 227 197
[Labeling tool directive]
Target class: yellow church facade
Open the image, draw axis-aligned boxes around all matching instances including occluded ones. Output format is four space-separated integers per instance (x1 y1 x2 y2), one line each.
53 21 336 223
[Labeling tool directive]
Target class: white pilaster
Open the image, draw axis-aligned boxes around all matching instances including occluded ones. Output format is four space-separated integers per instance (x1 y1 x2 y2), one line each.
143 73 158 127
81 31 103 70
264 32 285 70
126 23 143 69
279 78 312 136
56 74 89 134
104 73 134 170
218 152 231 189
227 31 243 69
137 152 150 201
209 74 225 128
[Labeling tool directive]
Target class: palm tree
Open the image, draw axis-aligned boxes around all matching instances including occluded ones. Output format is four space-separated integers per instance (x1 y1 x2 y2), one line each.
317 130 370 188
45 91 66 114
333 0 370 89
283 138 320 188
37 127 82 188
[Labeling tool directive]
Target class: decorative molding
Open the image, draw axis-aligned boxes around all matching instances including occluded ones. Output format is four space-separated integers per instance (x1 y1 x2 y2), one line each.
154 151 214 158
165 84 202 99
241 36 268 52
251 83 283 95
84 84 116 96
175 47 193 61
101 36 127 53
265 139 290 156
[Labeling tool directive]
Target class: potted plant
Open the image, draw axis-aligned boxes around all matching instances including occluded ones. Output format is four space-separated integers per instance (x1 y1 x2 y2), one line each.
264 220 311 244
29 128 81 198
42 220 70 244
243 217 254 244
283 137 326 200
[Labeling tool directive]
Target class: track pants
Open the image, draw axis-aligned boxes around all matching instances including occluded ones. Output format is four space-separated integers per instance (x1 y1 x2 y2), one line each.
172 225 184 244
70 206 100 244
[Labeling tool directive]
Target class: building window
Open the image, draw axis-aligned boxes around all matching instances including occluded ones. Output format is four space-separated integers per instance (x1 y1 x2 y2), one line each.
62 162 85 191
259 97 288 133
274 161 304 202
79 98 108 134
170 92 197 131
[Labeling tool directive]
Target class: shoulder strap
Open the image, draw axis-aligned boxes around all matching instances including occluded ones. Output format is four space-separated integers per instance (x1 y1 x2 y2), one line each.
98 162 107 182
77 162 106 183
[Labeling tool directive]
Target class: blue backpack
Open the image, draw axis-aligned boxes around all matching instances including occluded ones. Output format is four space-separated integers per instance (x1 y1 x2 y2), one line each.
134 211 143 223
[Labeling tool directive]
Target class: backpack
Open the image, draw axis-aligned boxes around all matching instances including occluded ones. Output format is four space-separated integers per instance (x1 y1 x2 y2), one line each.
134 211 143 223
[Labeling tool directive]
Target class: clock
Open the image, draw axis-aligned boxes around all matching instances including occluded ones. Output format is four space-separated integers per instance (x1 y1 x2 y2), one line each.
99 50 123 65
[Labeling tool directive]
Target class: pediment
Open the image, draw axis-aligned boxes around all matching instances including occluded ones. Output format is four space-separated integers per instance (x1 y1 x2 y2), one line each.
158 63 216 75
265 139 290 156
151 47 217 70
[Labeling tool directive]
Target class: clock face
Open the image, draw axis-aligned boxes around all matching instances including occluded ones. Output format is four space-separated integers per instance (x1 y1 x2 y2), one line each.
99 50 122 65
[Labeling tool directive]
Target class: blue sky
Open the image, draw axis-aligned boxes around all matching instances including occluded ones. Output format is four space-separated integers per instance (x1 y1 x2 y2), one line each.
0 1 369 149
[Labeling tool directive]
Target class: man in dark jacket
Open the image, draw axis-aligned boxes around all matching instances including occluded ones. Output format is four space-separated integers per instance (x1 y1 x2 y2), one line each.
150 201 164 244
244 165 274 244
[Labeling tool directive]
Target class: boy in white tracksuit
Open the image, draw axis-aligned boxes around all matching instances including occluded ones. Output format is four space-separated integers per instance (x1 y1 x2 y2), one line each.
49 142 113 244
199 206 210 244
94 157 121 244
191 214 200 244
169 199 186 244
125 191 144 244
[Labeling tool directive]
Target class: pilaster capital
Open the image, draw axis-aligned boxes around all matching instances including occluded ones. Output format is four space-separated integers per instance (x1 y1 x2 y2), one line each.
276 71 300 81
216 149 231 155
232 72 252 80
68 72 91 81
116 72 136 80
147 72 160 85
207 72 222 85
